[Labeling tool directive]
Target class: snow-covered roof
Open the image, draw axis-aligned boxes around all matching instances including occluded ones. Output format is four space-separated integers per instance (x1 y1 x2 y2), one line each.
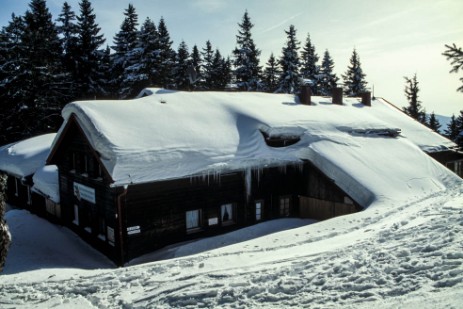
54 89 459 207
0 133 56 178
32 165 60 203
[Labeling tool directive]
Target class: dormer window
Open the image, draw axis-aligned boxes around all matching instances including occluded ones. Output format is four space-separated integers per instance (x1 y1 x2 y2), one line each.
260 130 300 148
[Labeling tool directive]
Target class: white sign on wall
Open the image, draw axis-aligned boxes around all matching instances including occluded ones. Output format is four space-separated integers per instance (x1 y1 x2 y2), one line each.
73 182 96 204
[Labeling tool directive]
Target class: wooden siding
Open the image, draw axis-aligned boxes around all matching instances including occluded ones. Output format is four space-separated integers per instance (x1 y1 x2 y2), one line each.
299 196 358 220
124 173 246 260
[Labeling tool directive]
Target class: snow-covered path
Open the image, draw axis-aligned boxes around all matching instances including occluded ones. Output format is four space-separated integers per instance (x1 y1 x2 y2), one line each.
1 186 462 308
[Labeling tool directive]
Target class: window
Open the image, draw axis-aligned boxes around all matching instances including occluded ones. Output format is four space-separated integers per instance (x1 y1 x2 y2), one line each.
255 201 263 221
221 203 236 225
27 186 32 205
279 196 290 217
186 209 201 232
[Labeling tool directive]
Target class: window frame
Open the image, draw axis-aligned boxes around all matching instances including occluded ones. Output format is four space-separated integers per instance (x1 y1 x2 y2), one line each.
186 209 202 233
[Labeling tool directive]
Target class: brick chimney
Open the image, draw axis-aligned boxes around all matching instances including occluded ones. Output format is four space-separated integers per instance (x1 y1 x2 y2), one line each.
361 92 371 106
299 85 311 105
332 87 343 105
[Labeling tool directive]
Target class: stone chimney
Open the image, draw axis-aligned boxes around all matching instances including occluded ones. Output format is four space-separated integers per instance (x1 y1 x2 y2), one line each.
299 85 311 105
361 92 371 106
332 87 343 105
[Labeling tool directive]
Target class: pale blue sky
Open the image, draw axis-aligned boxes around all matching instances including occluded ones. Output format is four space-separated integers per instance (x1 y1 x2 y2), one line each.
1 0 462 116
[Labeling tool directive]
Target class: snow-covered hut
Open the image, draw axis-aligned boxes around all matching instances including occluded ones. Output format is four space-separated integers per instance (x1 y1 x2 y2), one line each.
47 88 462 265
0 133 57 214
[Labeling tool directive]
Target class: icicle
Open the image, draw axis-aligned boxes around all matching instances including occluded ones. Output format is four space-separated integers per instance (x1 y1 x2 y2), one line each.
245 168 252 202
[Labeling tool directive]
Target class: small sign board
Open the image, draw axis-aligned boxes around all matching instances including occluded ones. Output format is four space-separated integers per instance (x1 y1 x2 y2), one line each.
208 217 218 226
127 225 141 235
73 182 96 204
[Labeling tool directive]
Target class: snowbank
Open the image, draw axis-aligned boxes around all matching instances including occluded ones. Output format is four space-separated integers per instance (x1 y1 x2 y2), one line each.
0 133 56 178
32 165 60 203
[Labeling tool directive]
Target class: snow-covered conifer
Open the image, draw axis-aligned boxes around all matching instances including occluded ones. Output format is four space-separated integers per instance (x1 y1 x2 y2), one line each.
190 45 202 89
155 17 176 89
319 49 339 95
75 0 106 99
342 49 367 96
427 112 441 133
232 11 261 91
262 53 280 93
201 40 214 89
442 43 463 93
402 74 426 124
276 25 301 94
300 33 320 94
174 40 191 90
444 114 459 141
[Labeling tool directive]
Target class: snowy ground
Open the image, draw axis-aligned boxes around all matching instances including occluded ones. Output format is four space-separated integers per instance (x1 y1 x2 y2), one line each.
1 185 463 308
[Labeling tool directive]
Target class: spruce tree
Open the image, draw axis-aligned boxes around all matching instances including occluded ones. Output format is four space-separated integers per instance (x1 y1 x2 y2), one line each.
0 173 10 273
174 40 191 90
137 17 159 88
342 49 367 96
276 25 301 94
442 43 463 92
232 11 261 90
75 0 106 99
444 115 460 141
210 49 231 90
156 17 176 89
0 14 26 144
56 1 78 91
111 4 139 98
402 74 426 124
300 33 319 94
427 112 441 132
319 49 339 95
190 45 202 89
20 0 71 136
262 53 280 93
455 110 463 148
201 40 214 89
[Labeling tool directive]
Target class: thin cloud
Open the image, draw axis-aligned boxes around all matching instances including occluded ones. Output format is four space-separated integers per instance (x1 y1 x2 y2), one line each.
259 12 303 34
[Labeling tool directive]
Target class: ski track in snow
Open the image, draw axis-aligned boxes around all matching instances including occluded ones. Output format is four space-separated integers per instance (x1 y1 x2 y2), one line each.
1 189 463 308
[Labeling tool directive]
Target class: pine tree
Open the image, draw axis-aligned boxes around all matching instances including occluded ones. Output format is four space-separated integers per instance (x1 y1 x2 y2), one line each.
0 173 10 273
276 25 301 94
300 33 319 94
201 40 214 89
111 4 139 98
232 11 261 91
319 49 339 95
155 17 176 89
174 40 191 90
455 110 463 148
75 0 106 99
427 112 441 132
402 74 426 124
342 49 367 96
442 43 463 92
262 53 280 92
444 115 460 140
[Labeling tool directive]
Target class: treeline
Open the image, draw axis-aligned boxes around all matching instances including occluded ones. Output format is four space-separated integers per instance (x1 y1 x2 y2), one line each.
0 0 388 145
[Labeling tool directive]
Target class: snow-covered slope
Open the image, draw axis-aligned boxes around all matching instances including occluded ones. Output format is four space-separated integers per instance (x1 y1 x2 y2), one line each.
58 89 457 207
0 133 56 178
1 186 462 308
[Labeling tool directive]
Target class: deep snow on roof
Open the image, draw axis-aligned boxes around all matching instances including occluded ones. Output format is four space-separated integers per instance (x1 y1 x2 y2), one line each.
0 133 56 178
57 89 460 207
32 165 59 203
